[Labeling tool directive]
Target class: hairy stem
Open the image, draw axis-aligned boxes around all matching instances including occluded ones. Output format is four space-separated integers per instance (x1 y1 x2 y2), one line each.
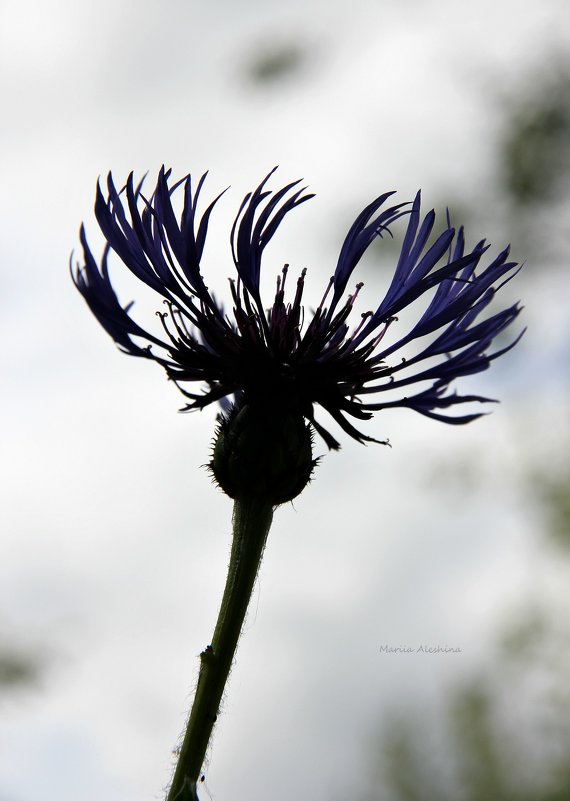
167 496 274 801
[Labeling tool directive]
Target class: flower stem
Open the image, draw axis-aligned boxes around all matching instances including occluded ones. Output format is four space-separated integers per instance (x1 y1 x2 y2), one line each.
166 496 274 801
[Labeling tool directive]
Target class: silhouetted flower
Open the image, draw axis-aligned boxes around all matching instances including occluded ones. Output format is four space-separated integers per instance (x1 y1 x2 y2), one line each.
72 167 523 451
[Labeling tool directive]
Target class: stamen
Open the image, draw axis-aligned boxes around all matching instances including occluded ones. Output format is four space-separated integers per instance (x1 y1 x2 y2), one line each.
272 265 290 320
291 268 307 314
317 276 334 313
348 282 364 307
348 310 373 343
229 277 241 311
172 307 193 339
156 308 175 341
371 316 397 349
280 264 289 294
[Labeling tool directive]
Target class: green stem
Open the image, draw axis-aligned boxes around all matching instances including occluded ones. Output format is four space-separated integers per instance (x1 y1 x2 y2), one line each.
167 496 274 801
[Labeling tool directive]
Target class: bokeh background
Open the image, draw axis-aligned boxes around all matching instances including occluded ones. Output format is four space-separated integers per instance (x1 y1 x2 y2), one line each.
2 1 570 800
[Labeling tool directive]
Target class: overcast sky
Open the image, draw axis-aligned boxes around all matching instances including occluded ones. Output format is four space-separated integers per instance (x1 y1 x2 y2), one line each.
1 1 569 800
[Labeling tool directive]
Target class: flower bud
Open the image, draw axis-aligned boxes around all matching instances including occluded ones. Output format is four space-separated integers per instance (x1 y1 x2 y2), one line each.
210 402 316 504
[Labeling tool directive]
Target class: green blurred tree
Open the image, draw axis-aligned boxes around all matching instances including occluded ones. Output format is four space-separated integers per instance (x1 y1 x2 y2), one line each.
360 449 570 801
501 72 570 207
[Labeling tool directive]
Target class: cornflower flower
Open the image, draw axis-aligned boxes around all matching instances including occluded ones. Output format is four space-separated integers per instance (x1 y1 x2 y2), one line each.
72 167 523 800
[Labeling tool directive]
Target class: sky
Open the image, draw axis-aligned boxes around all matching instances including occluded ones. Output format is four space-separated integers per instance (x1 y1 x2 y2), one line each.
1 1 570 800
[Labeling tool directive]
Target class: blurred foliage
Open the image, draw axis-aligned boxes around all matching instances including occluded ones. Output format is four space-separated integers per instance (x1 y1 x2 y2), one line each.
449 685 513 801
244 40 309 84
362 611 570 801
0 648 39 690
360 438 570 801
533 467 570 551
501 71 570 207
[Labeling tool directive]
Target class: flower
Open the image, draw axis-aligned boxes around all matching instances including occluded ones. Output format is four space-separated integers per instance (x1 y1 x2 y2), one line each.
72 167 523 453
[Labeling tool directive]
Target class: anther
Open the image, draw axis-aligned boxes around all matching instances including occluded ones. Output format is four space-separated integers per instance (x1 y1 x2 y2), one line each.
348 281 365 307
348 310 373 343
371 317 397 349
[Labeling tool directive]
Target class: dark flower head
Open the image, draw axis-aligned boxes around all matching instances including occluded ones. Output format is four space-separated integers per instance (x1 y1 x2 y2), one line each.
72 167 523 453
